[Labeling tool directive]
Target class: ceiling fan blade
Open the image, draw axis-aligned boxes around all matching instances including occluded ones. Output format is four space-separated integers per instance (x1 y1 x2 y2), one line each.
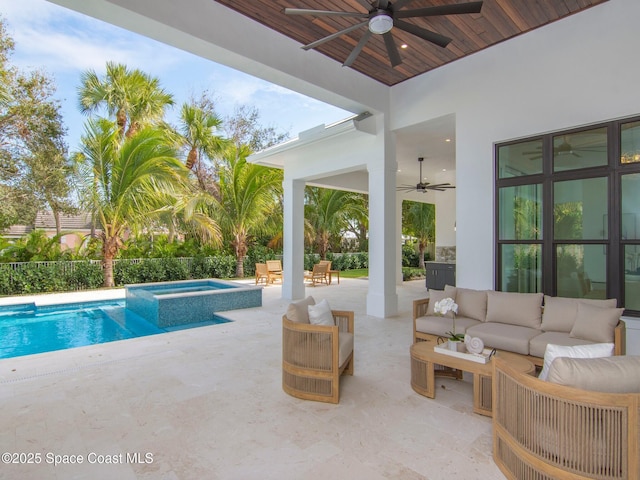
343 30 372 67
427 183 455 189
382 32 402 67
393 0 417 11
394 20 452 48
285 8 368 18
396 1 483 18
302 21 368 50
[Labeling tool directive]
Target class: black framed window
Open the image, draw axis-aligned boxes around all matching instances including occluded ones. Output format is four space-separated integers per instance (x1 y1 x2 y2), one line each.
495 116 640 315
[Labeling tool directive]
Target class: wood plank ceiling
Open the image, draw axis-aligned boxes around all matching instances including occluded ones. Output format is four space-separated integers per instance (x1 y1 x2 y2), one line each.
213 0 607 86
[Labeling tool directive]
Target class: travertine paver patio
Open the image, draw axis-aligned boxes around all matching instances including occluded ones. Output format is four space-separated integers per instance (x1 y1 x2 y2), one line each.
0 278 504 479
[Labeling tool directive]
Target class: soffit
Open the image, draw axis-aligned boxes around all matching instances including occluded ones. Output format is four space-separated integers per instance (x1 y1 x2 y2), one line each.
212 0 607 86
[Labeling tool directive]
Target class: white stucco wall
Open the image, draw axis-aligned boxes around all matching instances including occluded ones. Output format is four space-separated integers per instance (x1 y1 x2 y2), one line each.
390 0 640 289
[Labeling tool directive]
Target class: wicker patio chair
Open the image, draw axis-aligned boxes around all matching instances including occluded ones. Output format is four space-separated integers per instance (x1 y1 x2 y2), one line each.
282 309 354 404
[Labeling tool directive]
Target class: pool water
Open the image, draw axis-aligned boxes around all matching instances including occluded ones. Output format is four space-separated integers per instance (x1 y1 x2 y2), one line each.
0 300 231 359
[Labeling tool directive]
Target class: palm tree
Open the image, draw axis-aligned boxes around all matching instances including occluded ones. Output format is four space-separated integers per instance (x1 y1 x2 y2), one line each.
304 187 368 259
168 102 229 195
403 201 435 270
78 62 174 138
74 118 192 287
216 145 282 277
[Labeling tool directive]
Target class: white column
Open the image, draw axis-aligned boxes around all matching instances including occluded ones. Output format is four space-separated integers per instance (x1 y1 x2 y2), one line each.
396 192 404 284
282 176 305 300
366 130 399 317
434 169 457 261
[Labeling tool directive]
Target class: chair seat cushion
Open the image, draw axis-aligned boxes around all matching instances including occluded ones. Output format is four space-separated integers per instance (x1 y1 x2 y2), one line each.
415 315 481 338
338 332 354 367
466 323 541 355
529 331 595 358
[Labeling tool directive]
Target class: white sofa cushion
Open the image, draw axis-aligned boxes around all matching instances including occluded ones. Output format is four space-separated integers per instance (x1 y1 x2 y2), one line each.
308 299 334 326
538 342 614 381
528 331 594 358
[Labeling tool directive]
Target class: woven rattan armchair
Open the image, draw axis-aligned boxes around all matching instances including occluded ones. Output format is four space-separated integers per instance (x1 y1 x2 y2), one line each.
282 310 354 404
493 356 640 480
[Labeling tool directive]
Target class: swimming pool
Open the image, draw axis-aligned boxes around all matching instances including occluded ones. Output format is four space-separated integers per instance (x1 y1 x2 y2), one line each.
0 299 232 359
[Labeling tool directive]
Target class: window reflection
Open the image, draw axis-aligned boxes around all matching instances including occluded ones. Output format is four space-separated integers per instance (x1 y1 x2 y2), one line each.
556 245 607 299
625 245 640 310
501 244 541 293
621 121 640 164
554 177 607 240
553 128 607 171
497 140 543 178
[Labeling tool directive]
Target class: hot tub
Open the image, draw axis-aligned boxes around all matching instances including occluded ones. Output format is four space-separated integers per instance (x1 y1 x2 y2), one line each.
125 279 262 328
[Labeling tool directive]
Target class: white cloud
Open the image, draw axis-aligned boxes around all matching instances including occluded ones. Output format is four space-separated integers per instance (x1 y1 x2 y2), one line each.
1 0 184 75
0 0 351 143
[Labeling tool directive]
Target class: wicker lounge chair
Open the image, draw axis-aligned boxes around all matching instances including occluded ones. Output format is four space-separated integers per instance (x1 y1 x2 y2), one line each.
282 303 354 404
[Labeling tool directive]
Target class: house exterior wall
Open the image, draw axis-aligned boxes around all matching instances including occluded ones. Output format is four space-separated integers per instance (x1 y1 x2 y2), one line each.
390 0 640 289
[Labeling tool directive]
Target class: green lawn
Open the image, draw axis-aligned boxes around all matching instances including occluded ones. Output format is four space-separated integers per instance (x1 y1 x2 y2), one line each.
339 268 368 278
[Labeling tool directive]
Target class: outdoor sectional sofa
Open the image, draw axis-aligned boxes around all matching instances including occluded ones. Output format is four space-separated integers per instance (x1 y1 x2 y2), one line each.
413 286 626 366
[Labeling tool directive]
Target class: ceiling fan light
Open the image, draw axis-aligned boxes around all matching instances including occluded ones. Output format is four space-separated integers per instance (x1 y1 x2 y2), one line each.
369 13 393 34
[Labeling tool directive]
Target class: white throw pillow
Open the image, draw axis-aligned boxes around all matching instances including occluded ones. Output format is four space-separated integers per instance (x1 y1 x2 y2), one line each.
538 342 614 381
308 299 334 326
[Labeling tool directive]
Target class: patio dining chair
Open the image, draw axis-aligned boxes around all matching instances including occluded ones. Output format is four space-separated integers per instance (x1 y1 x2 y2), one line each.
304 263 329 286
266 260 283 283
255 263 270 285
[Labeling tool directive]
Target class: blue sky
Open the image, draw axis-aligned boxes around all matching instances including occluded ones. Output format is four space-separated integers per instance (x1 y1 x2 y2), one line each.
0 0 350 151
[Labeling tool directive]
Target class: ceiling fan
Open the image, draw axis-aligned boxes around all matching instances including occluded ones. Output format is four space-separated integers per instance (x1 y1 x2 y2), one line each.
397 157 455 193
284 1 484 68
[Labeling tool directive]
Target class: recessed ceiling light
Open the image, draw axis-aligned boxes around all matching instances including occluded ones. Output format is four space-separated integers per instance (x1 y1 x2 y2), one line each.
442 169 447 172
445 138 451 142
400 44 408 49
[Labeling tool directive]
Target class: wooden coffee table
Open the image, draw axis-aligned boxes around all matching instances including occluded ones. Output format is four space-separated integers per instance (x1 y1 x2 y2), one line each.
410 341 535 416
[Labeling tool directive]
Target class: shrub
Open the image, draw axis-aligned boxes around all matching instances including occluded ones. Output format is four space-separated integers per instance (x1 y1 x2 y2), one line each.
402 267 426 281
304 254 320 271
210 255 236 278
114 260 142 285
65 261 103 290
160 258 189 281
